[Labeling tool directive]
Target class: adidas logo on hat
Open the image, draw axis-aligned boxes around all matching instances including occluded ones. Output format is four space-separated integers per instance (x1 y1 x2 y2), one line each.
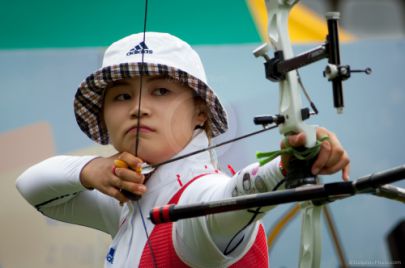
126 41 153 56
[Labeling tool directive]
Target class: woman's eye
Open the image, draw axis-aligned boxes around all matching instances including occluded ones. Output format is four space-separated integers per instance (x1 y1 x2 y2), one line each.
153 88 170 96
114 93 132 101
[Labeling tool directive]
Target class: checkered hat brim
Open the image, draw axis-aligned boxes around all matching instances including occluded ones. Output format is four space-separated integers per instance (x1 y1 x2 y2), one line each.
74 62 228 144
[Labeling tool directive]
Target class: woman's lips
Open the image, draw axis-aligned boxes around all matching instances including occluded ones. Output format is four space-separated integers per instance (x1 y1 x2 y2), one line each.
127 125 155 134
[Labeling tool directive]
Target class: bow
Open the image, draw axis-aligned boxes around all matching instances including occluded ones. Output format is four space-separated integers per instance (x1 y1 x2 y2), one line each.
133 0 403 267
255 1 326 267
146 0 405 267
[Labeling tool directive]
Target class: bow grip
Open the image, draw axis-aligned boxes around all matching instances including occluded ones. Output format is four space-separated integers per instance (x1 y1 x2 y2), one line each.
285 150 318 189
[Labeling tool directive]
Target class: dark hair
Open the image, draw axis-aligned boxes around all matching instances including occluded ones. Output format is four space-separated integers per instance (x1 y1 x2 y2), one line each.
193 96 213 140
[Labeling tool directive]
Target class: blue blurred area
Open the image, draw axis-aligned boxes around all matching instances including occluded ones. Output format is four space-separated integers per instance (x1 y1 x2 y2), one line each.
1 39 404 267
0 48 102 152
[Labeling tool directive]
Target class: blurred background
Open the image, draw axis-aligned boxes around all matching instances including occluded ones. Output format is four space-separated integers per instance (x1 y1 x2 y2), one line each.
1 0 404 267
303 0 405 39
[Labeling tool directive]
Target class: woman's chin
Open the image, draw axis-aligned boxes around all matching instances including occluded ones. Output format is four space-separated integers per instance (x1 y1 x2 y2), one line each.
139 151 177 166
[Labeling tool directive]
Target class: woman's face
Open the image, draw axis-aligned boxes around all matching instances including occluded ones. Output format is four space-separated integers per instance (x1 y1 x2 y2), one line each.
103 76 207 164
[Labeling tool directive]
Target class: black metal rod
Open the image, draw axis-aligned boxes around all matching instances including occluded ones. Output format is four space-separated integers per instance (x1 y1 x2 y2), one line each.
326 12 344 112
149 165 405 224
354 165 405 192
278 45 328 74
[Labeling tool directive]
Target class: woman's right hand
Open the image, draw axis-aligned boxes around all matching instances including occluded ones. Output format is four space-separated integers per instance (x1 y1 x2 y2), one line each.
80 152 147 204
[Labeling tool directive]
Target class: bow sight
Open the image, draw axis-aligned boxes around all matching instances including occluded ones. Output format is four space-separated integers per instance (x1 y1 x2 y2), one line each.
253 12 371 115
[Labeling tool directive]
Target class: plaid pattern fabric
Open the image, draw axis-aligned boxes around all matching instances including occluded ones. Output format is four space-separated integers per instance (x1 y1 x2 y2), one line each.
74 63 228 144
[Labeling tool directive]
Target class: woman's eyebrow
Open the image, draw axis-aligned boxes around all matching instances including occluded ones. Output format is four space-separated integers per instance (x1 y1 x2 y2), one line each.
110 80 132 87
146 75 173 82
109 76 175 88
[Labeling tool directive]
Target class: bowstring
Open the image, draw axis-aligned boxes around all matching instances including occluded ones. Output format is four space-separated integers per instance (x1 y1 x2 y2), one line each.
134 0 148 156
135 0 158 267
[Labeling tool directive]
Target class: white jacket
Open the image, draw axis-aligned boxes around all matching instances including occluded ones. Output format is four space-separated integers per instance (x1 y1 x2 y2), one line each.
16 130 284 267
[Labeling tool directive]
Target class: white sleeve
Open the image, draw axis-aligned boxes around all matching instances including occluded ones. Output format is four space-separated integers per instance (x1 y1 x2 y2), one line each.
16 155 121 236
174 157 284 267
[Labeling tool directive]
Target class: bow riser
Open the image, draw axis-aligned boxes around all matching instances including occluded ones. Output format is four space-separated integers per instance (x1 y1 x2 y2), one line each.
266 0 317 148
266 1 321 267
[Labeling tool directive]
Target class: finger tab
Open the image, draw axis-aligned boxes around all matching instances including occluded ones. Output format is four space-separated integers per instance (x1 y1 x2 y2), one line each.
114 159 128 169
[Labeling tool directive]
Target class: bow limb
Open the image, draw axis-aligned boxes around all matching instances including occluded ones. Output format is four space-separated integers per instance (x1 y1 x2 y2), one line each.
265 0 316 147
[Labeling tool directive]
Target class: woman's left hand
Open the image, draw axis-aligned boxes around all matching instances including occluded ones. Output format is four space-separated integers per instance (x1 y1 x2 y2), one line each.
282 127 350 181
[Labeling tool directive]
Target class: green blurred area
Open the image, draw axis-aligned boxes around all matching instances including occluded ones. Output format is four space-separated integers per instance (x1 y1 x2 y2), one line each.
0 0 261 49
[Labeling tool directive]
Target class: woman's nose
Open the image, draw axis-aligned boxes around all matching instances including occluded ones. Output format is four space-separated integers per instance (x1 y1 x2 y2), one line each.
129 94 151 118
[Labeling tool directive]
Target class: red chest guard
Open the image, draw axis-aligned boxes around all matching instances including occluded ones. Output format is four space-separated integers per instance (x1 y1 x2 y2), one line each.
139 174 269 267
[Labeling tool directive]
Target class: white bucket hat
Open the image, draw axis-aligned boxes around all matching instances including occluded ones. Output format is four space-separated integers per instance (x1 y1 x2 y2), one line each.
74 32 228 144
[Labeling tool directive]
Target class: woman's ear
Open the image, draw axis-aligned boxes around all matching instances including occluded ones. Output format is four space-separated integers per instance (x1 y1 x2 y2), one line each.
193 98 208 128
194 111 207 128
